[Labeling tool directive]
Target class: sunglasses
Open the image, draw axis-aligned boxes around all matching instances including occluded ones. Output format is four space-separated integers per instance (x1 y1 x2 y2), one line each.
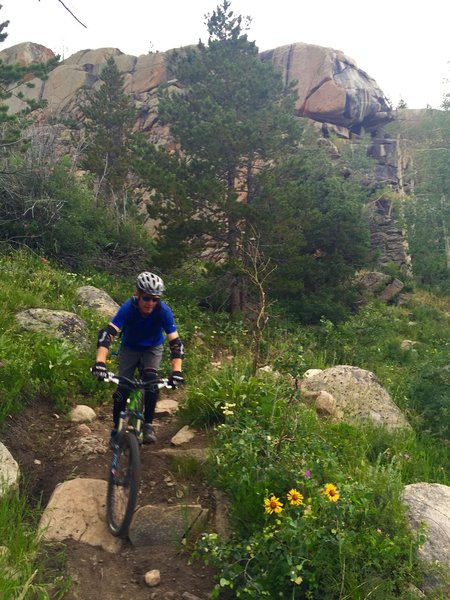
141 295 160 302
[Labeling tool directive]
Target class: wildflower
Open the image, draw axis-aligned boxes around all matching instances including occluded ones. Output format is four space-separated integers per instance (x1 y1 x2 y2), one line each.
321 483 340 502
264 495 283 514
303 505 313 517
304 469 311 478
294 576 303 585
287 489 304 506
221 402 236 416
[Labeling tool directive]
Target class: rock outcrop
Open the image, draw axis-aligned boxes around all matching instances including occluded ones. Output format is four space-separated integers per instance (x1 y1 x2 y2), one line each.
0 41 393 136
260 43 392 133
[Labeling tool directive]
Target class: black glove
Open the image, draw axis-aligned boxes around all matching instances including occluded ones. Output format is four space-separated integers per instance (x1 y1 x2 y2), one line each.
92 361 108 380
168 371 184 388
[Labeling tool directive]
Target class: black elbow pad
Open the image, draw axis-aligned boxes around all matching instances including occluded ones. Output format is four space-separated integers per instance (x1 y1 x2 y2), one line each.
169 337 185 359
97 325 117 349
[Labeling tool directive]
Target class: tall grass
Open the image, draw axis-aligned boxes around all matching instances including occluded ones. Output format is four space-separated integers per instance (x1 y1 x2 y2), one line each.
0 488 69 599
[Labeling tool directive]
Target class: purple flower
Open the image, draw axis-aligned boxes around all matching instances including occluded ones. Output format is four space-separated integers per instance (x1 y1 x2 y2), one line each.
304 469 311 478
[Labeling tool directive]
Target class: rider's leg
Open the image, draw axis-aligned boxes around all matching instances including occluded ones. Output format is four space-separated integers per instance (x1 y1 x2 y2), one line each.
113 347 140 429
141 345 163 443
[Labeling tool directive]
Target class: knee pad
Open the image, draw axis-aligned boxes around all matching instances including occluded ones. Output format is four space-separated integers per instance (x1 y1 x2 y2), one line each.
113 389 126 405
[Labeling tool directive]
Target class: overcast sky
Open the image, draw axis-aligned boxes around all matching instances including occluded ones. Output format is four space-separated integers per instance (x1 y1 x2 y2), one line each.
1 0 449 109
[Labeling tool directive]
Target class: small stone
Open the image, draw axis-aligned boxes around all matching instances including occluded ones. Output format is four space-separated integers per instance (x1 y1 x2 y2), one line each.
33 459 42 465
144 569 161 587
76 424 92 435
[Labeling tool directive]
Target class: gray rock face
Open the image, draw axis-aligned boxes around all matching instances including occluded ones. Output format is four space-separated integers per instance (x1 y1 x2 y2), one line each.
301 365 410 430
356 271 405 303
15 308 88 349
1 41 393 135
368 198 412 273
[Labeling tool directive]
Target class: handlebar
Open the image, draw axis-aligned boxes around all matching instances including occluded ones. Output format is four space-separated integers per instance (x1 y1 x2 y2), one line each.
103 371 174 390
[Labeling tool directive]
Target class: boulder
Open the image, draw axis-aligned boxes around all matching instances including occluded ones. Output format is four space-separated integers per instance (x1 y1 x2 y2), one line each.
301 365 410 430
69 405 97 423
403 483 450 590
39 478 122 553
0 443 19 497
15 308 88 349
76 285 120 318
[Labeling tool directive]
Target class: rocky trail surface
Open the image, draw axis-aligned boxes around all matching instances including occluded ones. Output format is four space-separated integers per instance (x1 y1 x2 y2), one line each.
3 390 218 599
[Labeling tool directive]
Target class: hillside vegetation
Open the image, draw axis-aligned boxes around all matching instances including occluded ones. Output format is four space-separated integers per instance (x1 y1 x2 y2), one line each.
0 250 449 598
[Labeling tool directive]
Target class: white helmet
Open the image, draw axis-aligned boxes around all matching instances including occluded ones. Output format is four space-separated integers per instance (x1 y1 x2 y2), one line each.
136 272 165 296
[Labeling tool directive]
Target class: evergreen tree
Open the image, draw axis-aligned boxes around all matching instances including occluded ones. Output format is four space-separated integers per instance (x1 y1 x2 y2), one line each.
251 134 369 322
154 1 300 313
79 56 137 211
387 109 450 286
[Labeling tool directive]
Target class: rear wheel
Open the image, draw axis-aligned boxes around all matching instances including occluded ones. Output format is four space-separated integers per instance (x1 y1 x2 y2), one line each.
106 430 140 537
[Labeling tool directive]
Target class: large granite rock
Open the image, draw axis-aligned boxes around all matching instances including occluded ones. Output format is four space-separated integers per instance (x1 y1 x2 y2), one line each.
15 308 88 349
39 478 122 553
301 365 410 430
0 41 393 135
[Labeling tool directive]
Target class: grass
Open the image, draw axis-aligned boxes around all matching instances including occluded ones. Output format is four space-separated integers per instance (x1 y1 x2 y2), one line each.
0 488 70 599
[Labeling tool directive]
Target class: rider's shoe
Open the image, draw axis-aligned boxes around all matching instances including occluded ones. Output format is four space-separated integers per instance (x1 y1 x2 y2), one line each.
109 428 118 450
142 423 157 444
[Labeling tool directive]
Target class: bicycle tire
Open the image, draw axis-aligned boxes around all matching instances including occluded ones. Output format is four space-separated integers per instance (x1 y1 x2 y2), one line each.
106 430 140 538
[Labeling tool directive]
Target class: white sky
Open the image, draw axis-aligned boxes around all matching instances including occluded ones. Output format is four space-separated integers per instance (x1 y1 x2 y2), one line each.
1 0 449 109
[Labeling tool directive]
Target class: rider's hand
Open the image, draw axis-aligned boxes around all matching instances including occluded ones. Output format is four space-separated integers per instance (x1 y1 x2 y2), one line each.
91 361 108 380
168 371 184 388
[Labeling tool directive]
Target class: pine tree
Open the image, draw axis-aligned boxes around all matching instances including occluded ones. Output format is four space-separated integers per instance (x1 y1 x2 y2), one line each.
154 1 300 313
80 56 137 210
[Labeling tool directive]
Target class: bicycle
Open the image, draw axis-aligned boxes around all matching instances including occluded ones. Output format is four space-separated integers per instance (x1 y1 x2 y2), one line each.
102 371 172 538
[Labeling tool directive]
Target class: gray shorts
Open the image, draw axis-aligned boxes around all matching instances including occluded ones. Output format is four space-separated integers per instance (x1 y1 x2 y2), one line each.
118 345 164 379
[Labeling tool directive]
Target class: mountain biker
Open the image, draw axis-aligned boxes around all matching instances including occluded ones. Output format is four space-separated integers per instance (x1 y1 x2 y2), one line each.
91 271 184 446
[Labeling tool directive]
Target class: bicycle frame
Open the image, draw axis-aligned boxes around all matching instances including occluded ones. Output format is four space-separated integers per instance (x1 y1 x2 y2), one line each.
117 388 145 444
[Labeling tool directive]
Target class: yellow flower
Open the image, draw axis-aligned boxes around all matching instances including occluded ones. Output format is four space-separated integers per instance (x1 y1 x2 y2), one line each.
264 495 284 514
287 489 304 506
321 483 340 502
294 576 303 585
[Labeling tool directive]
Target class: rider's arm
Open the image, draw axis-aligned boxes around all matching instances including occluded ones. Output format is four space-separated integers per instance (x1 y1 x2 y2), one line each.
167 330 183 372
96 323 120 362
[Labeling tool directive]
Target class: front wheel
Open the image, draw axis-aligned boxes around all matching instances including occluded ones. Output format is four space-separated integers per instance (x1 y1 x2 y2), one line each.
106 430 140 537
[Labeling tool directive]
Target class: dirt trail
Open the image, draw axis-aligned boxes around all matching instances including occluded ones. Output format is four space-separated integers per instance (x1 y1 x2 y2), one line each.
3 393 217 599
